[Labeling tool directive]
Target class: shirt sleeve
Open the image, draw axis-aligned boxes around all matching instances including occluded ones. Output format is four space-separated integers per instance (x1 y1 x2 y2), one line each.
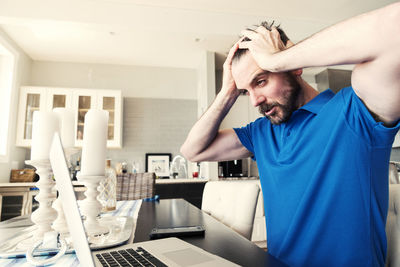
234 122 257 160
340 87 400 147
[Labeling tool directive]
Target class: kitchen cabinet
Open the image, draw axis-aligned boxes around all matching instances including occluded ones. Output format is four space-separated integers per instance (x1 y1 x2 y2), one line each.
0 185 39 221
16 86 122 148
16 87 47 147
155 180 207 209
0 182 85 221
73 89 122 148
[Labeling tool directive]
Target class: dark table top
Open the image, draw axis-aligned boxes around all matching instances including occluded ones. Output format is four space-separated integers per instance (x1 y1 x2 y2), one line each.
134 198 287 267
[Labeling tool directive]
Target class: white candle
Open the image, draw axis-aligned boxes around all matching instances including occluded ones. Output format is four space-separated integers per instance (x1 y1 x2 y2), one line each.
80 109 109 176
53 108 75 148
31 111 59 160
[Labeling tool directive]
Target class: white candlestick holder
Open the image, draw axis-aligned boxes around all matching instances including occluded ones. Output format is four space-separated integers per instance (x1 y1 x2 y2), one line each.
51 147 80 236
77 173 109 236
25 159 58 241
51 196 69 237
64 147 80 165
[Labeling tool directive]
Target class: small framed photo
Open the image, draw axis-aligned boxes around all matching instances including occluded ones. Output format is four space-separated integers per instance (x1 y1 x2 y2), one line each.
145 153 172 178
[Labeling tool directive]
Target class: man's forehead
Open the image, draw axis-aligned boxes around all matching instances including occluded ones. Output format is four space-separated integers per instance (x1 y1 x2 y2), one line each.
232 52 265 89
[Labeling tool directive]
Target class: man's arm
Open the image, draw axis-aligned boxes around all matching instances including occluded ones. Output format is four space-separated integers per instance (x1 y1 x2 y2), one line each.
240 2 400 125
180 42 252 162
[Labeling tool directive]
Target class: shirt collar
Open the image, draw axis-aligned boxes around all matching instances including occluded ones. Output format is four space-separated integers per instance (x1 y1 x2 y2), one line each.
298 89 335 114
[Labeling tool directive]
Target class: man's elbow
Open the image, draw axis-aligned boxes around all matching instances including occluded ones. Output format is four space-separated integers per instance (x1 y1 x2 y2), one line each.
180 145 196 162
180 145 206 162
381 2 400 42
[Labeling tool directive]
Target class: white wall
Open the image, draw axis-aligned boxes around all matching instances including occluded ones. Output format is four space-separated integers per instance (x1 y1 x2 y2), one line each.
30 61 197 100
0 28 32 183
197 51 218 180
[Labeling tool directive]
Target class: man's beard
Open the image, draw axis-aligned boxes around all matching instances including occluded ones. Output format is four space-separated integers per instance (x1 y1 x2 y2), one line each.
258 74 301 125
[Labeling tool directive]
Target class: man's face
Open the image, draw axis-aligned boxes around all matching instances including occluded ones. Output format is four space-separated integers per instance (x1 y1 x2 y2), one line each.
231 52 301 125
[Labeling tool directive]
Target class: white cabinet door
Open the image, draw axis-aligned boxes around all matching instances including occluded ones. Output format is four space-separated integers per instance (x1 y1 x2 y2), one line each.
16 87 47 147
46 88 73 110
72 89 98 147
97 90 122 148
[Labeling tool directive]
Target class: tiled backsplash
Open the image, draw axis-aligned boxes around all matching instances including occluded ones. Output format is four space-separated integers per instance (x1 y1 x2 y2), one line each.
106 97 197 172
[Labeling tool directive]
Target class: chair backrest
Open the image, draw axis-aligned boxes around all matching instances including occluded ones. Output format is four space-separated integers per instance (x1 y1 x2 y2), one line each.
116 172 155 200
389 162 399 184
201 180 260 240
386 184 400 267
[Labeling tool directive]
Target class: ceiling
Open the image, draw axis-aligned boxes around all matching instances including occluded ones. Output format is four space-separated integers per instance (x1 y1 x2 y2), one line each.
0 0 397 70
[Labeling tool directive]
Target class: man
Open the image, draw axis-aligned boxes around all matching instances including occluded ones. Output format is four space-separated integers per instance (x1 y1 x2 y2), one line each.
181 2 400 267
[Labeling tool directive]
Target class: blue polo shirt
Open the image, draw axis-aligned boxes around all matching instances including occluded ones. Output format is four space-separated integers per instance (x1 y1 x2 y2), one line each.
234 87 400 267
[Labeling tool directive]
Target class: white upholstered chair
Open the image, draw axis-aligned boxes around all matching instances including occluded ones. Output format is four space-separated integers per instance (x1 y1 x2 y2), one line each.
386 184 400 266
389 162 399 185
201 180 260 240
250 181 267 248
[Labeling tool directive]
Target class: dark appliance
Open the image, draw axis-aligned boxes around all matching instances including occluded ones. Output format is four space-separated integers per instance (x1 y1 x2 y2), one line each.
219 160 243 177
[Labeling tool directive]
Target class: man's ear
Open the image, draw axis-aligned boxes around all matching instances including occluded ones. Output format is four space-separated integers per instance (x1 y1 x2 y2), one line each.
285 40 295 48
291 68 303 76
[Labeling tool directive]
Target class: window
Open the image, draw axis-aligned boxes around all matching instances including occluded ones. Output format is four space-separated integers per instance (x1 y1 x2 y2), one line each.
0 41 16 160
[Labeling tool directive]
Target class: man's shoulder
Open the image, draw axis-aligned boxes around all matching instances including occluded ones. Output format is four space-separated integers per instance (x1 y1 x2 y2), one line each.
336 86 355 98
314 86 354 114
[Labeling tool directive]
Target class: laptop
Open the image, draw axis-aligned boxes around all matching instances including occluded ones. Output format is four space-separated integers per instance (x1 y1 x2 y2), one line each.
49 133 238 267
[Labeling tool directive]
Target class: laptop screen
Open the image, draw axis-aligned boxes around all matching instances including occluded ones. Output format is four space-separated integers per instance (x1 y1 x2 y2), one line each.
49 133 95 267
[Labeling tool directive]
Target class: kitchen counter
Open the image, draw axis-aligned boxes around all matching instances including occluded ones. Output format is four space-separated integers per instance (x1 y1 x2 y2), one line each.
155 178 208 184
218 176 259 181
155 180 207 208
0 177 259 187
0 181 85 187
0 182 37 187
0 179 209 187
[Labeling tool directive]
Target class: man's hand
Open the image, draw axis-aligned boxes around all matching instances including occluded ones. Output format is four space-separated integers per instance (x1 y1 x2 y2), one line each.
239 26 293 72
221 40 242 97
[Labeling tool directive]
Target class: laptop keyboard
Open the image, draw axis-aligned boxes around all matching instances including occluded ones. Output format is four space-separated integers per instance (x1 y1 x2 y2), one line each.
95 247 168 267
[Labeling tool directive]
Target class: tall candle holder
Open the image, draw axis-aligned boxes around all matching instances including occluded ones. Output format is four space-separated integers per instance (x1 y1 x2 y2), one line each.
51 197 69 236
64 147 80 168
25 159 58 241
77 173 109 236
51 147 81 237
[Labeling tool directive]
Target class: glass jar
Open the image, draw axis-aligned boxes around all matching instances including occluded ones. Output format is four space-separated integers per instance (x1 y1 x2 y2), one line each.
98 159 117 212
192 162 199 178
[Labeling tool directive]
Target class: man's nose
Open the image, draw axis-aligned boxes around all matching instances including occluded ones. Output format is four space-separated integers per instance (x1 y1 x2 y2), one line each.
249 92 266 107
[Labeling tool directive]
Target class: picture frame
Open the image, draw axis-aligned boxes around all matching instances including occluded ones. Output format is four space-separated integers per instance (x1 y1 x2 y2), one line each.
145 153 172 178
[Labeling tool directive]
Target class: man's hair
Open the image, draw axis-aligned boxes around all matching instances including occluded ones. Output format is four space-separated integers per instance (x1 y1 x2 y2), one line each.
233 21 289 62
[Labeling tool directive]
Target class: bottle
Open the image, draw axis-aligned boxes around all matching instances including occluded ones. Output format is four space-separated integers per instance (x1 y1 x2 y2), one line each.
73 157 80 181
121 162 128 174
131 160 139 174
69 163 75 180
98 159 117 212
192 163 199 178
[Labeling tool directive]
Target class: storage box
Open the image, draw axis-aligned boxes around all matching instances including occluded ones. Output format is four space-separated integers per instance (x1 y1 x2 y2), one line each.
10 169 38 183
